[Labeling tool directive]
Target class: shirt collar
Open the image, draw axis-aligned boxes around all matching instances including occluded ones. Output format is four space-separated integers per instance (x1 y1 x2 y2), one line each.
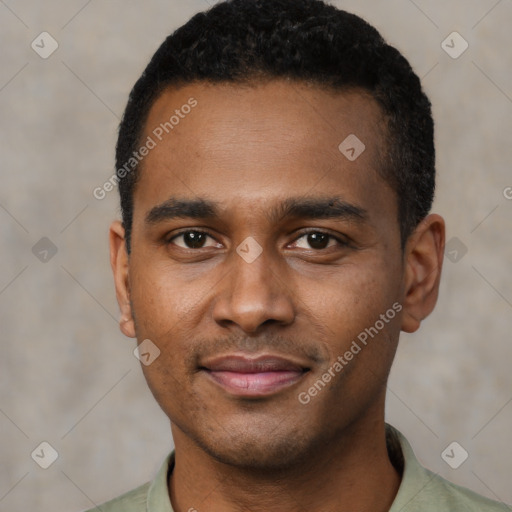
386 424 441 512
146 452 174 511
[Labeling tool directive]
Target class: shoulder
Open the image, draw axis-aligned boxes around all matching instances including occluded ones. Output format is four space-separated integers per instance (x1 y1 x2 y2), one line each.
415 467 509 511
405 466 510 511
80 452 174 512
387 425 509 511
82 482 150 512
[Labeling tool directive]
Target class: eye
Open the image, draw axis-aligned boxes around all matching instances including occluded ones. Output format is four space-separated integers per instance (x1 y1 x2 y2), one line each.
166 229 349 252
291 231 348 250
168 230 221 249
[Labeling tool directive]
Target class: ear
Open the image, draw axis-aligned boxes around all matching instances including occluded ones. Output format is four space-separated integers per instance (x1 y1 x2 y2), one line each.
109 220 136 338
401 213 445 333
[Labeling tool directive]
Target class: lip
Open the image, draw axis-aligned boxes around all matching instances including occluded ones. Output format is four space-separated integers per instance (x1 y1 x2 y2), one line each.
200 354 310 397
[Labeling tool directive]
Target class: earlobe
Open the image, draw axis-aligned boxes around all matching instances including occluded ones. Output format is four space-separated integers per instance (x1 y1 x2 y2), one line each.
109 220 136 338
401 214 445 333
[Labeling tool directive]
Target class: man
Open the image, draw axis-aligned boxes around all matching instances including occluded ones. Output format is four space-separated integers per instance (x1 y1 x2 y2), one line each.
90 0 508 510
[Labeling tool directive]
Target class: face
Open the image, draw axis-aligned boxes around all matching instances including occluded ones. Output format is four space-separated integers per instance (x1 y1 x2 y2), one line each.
110 80 444 470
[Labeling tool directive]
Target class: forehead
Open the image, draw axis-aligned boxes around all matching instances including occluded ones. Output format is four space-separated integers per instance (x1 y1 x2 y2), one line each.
133 80 395 227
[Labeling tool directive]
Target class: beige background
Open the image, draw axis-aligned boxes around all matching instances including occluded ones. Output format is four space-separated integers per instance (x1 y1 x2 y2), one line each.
1 0 511 510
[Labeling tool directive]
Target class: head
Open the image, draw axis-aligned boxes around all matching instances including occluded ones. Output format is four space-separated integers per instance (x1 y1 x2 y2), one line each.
110 0 445 470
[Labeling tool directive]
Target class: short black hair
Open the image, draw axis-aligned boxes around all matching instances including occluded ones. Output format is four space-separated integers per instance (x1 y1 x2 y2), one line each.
116 0 435 253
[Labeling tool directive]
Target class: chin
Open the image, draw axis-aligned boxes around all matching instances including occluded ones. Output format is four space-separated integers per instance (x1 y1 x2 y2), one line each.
189 418 318 472
206 439 308 471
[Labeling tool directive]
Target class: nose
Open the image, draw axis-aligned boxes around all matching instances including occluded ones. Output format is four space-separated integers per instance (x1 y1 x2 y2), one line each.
212 244 295 334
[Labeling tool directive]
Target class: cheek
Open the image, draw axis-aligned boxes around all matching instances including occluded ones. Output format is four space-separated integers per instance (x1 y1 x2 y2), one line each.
128 259 208 379
300 257 401 352
129 257 205 337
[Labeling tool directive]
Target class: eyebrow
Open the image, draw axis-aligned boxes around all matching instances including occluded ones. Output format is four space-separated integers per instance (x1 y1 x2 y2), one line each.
145 195 368 225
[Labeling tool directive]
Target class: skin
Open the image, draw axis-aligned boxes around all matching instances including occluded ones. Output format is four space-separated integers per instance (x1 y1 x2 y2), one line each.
110 79 445 512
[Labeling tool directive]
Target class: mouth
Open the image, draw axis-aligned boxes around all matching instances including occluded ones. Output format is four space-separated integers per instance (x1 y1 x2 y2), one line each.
199 353 310 397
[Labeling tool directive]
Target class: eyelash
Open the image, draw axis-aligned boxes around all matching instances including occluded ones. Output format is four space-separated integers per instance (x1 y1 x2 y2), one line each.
166 228 349 251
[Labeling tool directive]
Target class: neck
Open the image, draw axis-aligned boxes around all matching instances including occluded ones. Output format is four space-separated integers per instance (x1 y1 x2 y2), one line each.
168 414 402 512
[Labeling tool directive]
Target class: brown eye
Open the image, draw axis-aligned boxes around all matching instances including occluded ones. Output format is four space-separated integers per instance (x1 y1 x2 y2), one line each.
305 232 330 249
293 231 346 251
169 230 219 249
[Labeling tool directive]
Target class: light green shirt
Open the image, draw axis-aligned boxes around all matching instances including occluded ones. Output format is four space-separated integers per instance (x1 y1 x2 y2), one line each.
85 425 509 511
